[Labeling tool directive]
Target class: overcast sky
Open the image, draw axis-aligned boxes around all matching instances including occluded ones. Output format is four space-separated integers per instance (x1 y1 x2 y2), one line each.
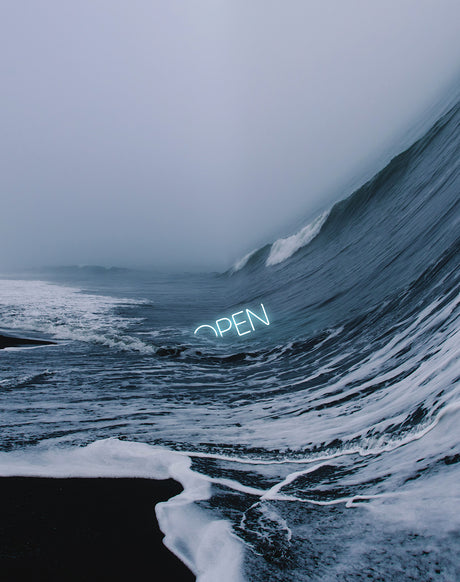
1 1 460 271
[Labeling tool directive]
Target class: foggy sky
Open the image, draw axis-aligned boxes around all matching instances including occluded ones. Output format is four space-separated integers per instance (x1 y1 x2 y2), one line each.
1 1 460 271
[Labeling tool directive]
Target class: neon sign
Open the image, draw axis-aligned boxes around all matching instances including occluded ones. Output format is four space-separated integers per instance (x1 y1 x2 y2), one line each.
194 303 270 337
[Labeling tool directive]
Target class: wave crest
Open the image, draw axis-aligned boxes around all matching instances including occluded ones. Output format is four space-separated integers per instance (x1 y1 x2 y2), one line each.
266 210 330 266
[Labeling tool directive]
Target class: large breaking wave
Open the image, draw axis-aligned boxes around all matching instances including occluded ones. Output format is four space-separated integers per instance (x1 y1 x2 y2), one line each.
0 96 459 580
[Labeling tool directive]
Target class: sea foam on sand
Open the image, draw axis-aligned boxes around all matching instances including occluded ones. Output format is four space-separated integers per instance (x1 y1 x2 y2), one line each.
0 438 244 582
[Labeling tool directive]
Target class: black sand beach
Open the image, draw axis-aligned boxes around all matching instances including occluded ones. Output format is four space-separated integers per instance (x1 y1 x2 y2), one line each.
0 334 56 349
0 477 195 581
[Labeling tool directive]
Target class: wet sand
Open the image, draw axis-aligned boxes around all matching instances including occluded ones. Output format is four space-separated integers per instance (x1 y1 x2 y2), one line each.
0 477 195 581
0 334 56 349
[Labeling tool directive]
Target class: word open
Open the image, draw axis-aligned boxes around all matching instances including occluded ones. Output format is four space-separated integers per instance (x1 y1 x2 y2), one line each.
194 303 270 338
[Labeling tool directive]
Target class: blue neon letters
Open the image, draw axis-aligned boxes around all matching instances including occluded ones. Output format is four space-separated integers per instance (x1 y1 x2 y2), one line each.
194 303 270 337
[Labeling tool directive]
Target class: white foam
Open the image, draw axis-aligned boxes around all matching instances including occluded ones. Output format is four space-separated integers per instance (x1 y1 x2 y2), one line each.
266 209 330 266
0 279 155 353
0 438 244 582
231 249 257 273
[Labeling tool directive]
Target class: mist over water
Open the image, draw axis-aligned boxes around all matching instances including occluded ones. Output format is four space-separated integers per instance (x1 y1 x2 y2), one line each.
1 1 460 270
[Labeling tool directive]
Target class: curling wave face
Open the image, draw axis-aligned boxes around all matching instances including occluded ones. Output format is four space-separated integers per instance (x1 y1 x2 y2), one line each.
1 99 459 580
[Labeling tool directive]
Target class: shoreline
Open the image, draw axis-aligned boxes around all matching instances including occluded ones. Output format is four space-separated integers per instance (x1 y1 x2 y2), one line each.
0 333 56 350
0 476 195 581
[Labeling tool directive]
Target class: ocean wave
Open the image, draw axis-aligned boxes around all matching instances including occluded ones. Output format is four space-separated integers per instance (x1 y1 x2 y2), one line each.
1 92 460 581
266 209 331 266
231 250 258 273
0 370 54 391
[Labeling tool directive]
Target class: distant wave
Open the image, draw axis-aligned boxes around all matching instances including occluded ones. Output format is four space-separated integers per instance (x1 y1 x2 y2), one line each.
266 209 330 266
230 209 330 274
231 249 258 273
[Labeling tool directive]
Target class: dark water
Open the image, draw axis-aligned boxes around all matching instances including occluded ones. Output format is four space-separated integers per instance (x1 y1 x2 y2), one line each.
0 98 459 580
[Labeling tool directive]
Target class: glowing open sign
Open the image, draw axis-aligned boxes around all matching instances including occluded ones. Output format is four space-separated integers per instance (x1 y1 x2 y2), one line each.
194 303 270 338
